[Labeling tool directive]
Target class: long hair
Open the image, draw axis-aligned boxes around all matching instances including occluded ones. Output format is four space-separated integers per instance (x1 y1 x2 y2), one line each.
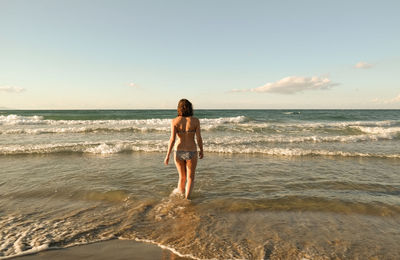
177 99 193 117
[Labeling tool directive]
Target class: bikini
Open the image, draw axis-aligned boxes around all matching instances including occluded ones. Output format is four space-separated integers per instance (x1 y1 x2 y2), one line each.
175 150 197 160
175 128 197 161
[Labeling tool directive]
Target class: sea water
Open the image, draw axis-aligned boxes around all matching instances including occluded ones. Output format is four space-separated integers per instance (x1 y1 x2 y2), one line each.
0 110 399 259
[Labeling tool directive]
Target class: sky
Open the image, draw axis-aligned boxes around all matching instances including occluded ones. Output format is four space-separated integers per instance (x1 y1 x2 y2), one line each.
0 0 399 109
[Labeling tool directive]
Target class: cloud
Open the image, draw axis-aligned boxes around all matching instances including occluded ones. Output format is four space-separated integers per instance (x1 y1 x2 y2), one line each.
0 86 26 93
372 94 400 104
232 76 338 94
354 61 373 69
129 82 139 88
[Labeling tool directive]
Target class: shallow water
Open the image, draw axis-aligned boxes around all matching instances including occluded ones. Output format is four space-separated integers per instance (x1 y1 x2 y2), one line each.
1 110 399 259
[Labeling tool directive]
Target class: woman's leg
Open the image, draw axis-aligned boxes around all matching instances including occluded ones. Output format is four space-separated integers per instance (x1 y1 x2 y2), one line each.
185 156 198 199
174 153 187 194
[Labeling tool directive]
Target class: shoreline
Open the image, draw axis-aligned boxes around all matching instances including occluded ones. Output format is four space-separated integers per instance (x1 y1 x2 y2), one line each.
14 239 191 260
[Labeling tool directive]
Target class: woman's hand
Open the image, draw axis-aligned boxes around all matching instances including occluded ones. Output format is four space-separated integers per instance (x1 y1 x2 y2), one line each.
164 156 170 165
199 151 204 159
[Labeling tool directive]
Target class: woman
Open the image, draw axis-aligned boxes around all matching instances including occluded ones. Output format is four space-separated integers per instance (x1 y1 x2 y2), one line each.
164 99 204 199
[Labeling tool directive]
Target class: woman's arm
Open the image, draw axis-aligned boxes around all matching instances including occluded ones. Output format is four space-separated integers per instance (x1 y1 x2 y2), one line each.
164 120 176 165
196 119 204 159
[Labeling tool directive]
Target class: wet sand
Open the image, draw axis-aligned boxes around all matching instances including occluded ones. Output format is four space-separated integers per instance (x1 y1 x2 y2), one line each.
16 239 190 260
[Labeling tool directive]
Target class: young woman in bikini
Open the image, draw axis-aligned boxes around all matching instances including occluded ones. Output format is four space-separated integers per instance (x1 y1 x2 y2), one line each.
164 99 204 199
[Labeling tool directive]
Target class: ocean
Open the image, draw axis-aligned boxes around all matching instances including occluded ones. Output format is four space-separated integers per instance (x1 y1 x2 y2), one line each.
0 109 399 259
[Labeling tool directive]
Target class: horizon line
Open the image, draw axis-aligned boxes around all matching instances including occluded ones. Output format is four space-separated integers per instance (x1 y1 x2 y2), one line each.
1 108 399 111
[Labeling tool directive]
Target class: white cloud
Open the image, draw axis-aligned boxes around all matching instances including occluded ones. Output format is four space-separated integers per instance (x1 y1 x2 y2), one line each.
232 76 338 94
392 94 400 103
129 82 139 88
372 94 400 104
354 61 373 69
0 86 26 93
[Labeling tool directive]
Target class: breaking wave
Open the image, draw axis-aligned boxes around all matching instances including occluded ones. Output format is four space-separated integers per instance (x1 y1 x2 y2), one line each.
0 141 398 158
0 114 247 126
1 115 399 140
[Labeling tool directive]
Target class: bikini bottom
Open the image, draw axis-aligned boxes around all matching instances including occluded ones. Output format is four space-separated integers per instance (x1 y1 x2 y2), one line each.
175 151 197 161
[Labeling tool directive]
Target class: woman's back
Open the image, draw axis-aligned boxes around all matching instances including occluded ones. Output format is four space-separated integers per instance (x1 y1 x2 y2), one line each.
173 116 199 151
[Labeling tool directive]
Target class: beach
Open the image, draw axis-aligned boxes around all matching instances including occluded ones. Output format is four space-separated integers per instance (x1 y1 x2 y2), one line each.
15 239 189 260
1 109 400 259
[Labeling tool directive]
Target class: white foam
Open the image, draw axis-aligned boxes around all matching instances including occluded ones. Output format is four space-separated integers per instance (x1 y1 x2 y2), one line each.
133 237 245 260
0 115 44 125
200 115 247 125
0 114 248 126
128 238 208 260
0 140 399 158
170 188 184 197
283 111 301 115
201 120 400 134
249 120 399 129
0 115 253 136
84 143 126 154
2 114 399 143
0 244 49 259
207 132 399 144
0 207 120 259
203 146 400 159
353 126 400 135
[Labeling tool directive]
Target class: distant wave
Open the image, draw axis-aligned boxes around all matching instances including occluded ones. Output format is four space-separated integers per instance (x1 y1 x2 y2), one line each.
1 114 399 138
0 115 45 125
2 114 397 127
208 132 400 144
0 115 248 134
0 126 169 135
0 141 165 155
206 147 400 159
282 111 301 115
353 126 400 135
2 125 399 139
0 114 173 126
0 114 247 126
0 141 398 158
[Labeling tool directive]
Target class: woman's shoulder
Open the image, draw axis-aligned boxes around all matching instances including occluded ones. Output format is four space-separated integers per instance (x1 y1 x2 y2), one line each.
191 117 201 128
188 116 200 124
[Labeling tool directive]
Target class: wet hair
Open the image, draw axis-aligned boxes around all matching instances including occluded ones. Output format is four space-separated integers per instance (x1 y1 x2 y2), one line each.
177 99 193 117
